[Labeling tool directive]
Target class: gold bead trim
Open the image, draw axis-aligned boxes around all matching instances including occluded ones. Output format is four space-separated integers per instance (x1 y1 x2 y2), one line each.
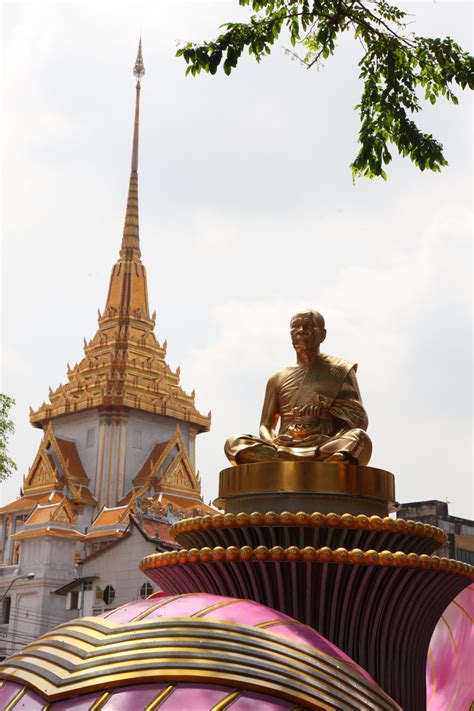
140 546 473 580
170 512 447 545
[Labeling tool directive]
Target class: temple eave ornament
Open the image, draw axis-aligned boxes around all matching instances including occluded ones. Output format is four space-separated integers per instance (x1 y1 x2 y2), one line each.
30 393 211 431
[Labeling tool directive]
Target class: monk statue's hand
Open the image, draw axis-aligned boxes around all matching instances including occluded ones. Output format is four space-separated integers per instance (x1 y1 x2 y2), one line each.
274 434 294 445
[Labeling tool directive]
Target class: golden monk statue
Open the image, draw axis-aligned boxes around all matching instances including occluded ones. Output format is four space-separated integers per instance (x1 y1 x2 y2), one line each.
225 310 372 465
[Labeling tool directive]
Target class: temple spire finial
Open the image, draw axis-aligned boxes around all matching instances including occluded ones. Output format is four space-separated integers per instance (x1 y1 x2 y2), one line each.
134 37 145 82
131 37 145 173
121 38 145 258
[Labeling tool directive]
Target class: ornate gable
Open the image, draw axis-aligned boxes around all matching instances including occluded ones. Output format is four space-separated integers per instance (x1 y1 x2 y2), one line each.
160 449 199 494
23 424 95 504
52 498 76 524
128 426 201 502
24 446 60 494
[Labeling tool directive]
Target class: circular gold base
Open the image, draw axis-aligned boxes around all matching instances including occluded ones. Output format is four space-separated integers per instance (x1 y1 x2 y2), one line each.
215 461 396 516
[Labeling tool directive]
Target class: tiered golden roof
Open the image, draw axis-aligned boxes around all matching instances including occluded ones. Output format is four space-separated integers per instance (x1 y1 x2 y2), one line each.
29 55 210 434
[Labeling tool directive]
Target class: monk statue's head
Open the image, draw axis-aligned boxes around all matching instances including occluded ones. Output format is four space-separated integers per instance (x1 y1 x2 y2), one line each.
290 310 327 362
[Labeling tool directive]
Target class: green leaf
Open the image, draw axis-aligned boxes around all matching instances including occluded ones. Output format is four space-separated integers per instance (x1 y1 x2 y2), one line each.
176 0 474 179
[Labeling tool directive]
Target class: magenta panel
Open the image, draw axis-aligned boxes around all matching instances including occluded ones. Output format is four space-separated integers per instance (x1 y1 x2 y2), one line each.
103 683 168 709
12 687 46 709
102 599 157 622
158 683 234 710
426 584 474 711
199 598 288 626
0 681 24 706
51 691 107 710
141 593 230 620
231 690 295 709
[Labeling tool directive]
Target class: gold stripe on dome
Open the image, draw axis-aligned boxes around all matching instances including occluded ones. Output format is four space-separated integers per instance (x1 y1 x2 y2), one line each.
0 618 398 709
211 689 243 710
4 687 26 711
191 599 240 618
452 599 474 624
130 593 196 622
144 684 176 710
140 546 474 580
256 619 303 629
90 690 113 710
170 511 447 546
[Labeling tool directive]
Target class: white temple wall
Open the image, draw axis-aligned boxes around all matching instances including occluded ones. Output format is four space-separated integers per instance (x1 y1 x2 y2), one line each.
80 528 159 614
19 537 76 580
52 410 100 480
51 409 196 507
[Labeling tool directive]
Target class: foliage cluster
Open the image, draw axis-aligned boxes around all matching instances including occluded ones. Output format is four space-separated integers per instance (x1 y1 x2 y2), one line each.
0 394 16 482
177 0 474 179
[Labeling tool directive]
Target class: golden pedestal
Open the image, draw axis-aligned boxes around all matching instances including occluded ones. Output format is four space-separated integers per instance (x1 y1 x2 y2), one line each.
215 461 397 516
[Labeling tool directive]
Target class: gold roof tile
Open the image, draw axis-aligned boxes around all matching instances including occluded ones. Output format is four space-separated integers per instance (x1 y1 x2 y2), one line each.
12 527 83 541
25 504 59 525
91 505 130 528
0 498 39 515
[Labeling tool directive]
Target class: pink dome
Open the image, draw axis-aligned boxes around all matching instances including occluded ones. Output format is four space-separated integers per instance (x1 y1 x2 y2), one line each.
0 593 399 710
426 584 474 710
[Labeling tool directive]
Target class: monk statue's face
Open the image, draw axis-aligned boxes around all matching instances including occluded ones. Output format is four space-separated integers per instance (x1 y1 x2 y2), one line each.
290 312 326 359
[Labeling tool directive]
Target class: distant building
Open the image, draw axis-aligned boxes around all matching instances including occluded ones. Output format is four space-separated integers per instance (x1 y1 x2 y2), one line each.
0 47 214 659
397 500 474 563
54 506 180 618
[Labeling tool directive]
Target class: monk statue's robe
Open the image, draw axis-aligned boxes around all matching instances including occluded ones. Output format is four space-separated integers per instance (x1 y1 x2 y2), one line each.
225 353 372 465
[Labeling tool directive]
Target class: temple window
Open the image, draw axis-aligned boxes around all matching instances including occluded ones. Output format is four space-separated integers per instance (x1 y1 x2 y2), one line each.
12 544 19 565
67 591 80 610
132 430 142 449
103 585 116 606
139 582 153 599
1 597 11 625
86 428 96 448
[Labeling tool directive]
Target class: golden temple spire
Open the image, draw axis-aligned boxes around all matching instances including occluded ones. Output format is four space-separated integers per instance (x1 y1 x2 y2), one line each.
29 38 211 438
102 39 150 320
120 39 145 260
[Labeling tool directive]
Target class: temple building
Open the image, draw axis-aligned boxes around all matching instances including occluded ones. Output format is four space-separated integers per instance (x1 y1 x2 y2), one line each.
0 42 213 658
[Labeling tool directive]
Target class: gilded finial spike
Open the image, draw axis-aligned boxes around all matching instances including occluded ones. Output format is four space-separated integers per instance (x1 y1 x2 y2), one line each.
133 37 145 81
118 37 144 260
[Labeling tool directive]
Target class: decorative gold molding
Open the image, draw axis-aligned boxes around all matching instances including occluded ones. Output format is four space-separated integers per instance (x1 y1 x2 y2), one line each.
140 546 474 580
170 511 447 546
0 616 397 709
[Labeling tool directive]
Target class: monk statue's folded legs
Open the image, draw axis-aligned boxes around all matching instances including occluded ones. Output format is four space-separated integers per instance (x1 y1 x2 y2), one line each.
225 428 372 467
225 435 279 464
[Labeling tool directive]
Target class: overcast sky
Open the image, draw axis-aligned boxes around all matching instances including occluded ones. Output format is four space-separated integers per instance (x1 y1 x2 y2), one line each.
2 1 472 518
